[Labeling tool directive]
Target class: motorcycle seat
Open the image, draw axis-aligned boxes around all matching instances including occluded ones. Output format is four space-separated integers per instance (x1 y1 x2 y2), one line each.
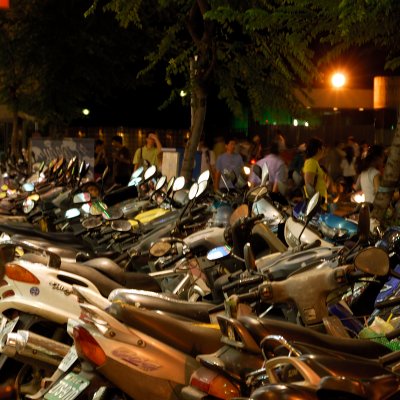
239 316 391 359
84 258 161 293
109 289 216 323
0 223 85 247
107 302 222 356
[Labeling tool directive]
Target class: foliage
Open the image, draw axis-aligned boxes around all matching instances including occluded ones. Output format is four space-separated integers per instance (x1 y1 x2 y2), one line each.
89 0 339 121
0 0 149 132
336 0 400 70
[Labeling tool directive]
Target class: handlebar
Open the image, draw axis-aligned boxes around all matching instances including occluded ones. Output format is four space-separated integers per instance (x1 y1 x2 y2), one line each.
222 274 264 292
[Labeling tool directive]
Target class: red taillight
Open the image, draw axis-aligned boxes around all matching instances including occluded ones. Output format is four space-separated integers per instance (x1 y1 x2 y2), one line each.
73 326 106 367
190 367 239 399
5 264 40 284
250 159 256 165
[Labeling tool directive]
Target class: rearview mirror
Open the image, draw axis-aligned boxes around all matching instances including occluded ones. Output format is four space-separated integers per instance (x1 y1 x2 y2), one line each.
354 247 389 276
22 182 34 192
357 203 370 244
207 245 232 261
111 219 131 232
22 198 35 214
188 183 198 200
149 241 172 257
155 175 167 191
144 165 157 181
305 192 320 219
82 216 102 230
197 180 208 197
65 208 80 219
128 166 143 187
198 170 210 183
261 164 269 186
173 176 185 192
73 192 91 204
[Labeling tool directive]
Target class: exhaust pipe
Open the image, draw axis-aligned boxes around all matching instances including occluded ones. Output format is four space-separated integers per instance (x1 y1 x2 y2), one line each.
0 330 70 366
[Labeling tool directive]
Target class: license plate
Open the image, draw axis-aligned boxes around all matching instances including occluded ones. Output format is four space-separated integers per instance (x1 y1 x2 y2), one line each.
0 316 19 342
44 372 90 400
58 346 78 373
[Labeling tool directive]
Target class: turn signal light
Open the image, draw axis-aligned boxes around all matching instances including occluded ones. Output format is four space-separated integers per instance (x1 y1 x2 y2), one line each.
73 326 106 367
5 264 40 284
190 367 239 399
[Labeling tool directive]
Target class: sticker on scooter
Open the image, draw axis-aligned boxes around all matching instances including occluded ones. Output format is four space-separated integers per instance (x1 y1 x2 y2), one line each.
112 348 161 372
49 282 73 296
30 287 40 296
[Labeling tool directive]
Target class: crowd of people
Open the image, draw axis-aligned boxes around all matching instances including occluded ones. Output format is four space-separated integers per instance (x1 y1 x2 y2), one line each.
93 129 388 211
209 132 388 210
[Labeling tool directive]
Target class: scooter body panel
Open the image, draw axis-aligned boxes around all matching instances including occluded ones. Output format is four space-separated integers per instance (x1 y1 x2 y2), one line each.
0 260 100 324
75 305 201 400
184 226 226 250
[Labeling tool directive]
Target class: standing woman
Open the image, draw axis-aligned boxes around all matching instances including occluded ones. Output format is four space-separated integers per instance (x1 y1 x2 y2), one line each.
355 145 385 206
303 137 328 203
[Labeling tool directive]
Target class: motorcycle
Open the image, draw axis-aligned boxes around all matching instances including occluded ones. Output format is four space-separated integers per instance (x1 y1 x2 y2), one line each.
181 244 394 399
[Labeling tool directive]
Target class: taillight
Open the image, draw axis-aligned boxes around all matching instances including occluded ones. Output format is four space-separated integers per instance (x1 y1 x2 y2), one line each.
190 367 239 399
5 264 40 284
73 326 106 367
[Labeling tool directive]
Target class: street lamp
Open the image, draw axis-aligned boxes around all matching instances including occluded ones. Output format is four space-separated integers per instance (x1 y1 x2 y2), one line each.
331 73 346 88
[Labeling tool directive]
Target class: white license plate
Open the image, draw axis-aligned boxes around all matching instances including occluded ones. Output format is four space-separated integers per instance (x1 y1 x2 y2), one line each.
44 372 90 400
58 346 78 373
0 316 19 342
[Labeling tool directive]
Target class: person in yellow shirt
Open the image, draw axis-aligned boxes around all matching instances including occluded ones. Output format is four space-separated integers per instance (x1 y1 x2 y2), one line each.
133 132 163 170
303 137 328 203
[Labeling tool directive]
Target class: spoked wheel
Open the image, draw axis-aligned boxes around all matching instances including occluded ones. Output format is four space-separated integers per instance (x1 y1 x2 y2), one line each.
14 364 53 400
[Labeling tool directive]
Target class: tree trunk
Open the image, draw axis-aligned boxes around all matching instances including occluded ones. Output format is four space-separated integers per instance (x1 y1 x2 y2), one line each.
372 115 400 223
180 82 207 185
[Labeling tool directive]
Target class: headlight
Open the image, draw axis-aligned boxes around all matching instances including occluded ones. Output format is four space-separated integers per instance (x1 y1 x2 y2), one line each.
320 221 348 240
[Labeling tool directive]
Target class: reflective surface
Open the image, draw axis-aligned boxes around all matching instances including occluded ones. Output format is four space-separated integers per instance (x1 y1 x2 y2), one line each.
207 245 232 261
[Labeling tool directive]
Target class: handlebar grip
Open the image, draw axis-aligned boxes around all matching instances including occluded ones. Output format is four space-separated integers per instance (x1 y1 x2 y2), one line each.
237 290 259 302
222 275 263 292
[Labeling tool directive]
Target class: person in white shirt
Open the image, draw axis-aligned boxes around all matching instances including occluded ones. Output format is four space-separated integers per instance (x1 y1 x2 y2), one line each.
354 145 385 205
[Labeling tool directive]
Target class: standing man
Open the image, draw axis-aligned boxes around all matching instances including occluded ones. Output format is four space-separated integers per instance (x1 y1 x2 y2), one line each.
250 141 288 195
214 138 244 191
111 135 132 186
133 132 163 171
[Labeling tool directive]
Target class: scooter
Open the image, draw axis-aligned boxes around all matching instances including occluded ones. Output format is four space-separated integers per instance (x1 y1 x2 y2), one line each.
180 244 393 400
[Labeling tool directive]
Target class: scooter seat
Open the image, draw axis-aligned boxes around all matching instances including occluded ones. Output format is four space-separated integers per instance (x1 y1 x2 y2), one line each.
107 302 222 357
239 316 391 359
0 223 85 247
109 289 216 323
84 259 161 293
